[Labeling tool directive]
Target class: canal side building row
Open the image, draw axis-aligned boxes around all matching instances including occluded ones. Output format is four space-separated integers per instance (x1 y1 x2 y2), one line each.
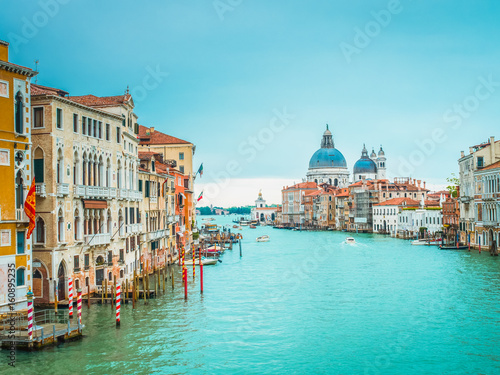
0 40 197 312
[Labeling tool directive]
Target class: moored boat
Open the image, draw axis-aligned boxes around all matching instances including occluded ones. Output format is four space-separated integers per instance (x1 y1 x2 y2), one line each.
185 257 219 266
249 225 257 229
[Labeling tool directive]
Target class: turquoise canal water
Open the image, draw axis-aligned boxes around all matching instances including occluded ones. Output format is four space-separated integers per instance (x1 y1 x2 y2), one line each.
7 215 500 374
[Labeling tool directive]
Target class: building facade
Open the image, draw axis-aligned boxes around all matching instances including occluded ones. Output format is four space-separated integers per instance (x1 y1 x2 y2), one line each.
31 84 141 304
373 198 419 235
0 40 37 312
281 182 318 226
251 191 278 223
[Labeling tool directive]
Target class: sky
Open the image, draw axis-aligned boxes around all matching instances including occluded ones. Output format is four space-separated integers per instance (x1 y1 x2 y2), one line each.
3 0 500 206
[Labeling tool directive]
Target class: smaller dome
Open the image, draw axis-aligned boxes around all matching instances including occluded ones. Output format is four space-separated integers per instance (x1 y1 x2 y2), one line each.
378 146 385 156
370 148 377 158
354 144 377 174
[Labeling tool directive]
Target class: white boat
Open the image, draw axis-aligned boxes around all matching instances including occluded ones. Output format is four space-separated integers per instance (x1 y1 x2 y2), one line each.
184 257 219 266
411 239 439 246
256 235 270 242
345 237 356 244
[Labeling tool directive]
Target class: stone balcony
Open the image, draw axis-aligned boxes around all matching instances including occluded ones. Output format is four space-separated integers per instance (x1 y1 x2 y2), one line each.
16 208 28 222
84 233 111 246
126 223 143 234
118 188 142 201
35 183 46 197
74 185 117 199
56 183 69 196
148 229 167 241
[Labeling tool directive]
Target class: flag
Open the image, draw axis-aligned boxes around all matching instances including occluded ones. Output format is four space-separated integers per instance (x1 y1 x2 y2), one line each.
195 163 203 178
161 178 168 197
197 191 203 202
24 177 36 239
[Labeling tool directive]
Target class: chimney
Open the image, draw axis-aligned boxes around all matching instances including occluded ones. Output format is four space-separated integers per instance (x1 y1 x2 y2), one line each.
490 136 496 162
461 151 465 158
150 127 155 133
423 181 426 189
469 147 473 155
417 180 421 188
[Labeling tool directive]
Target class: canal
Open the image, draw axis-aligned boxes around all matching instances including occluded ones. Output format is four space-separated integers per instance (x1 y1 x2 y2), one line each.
8 215 500 374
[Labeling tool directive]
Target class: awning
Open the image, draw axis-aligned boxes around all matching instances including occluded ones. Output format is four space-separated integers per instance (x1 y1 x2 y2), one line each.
83 200 108 209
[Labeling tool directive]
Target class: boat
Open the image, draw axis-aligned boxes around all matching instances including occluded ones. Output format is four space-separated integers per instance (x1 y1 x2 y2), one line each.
184 257 219 266
345 237 356 244
233 225 238 228
256 235 270 242
439 245 469 250
249 225 257 229
412 239 436 246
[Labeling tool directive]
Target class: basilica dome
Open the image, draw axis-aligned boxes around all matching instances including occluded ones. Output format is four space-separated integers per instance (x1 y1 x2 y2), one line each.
308 125 347 169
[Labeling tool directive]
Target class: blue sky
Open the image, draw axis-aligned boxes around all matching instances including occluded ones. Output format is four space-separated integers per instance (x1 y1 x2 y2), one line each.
3 0 500 206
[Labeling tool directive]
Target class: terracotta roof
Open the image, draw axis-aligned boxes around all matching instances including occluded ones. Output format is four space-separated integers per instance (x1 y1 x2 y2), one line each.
374 198 419 207
481 160 500 171
68 94 132 107
283 182 317 191
305 190 321 197
138 125 191 145
31 83 68 97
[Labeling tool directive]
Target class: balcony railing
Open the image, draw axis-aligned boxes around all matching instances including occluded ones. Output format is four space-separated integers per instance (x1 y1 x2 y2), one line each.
148 229 166 241
150 196 158 204
16 208 28 222
74 185 117 199
84 233 111 246
126 223 143 234
35 183 46 197
57 183 69 196
117 189 142 201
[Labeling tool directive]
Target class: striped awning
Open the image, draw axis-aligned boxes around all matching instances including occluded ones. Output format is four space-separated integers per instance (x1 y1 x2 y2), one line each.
83 200 107 209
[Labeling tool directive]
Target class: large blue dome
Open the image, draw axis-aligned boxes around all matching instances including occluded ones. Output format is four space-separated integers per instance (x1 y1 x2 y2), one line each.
309 148 347 169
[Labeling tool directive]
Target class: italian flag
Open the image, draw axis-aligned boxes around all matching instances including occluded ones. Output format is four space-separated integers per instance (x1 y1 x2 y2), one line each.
197 191 203 202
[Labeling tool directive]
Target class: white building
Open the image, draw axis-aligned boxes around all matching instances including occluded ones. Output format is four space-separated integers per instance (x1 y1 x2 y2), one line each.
398 197 444 237
373 198 419 235
251 191 278 222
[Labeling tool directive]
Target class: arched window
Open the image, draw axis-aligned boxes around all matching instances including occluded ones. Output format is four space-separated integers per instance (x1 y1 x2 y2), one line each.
107 210 112 234
15 91 23 134
73 151 79 185
16 268 25 286
57 209 64 242
15 171 24 209
56 149 63 184
108 272 112 281
34 148 44 183
35 217 45 244
74 209 81 241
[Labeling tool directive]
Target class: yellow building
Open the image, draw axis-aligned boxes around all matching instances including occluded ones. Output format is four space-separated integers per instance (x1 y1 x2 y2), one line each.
0 40 38 312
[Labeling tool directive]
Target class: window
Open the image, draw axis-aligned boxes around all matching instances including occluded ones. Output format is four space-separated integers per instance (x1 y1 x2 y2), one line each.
73 113 78 133
56 108 63 129
34 151 44 183
84 254 90 269
145 181 150 197
117 127 121 143
16 268 25 287
152 161 155 172
57 210 64 242
82 116 87 135
108 251 113 265
33 107 44 128
16 231 25 254
93 119 97 137
15 91 23 133
74 255 80 270
139 180 143 192
477 157 484 168
87 117 92 136
106 123 110 140
122 115 126 127
180 166 184 174
179 152 184 160
98 121 102 139
35 217 45 244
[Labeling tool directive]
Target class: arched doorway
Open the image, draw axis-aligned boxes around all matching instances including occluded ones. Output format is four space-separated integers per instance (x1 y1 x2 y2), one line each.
57 262 66 301
271 213 275 221
260 213 264 222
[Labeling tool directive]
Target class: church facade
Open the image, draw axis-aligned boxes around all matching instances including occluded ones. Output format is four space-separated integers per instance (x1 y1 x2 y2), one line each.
306 126 387 187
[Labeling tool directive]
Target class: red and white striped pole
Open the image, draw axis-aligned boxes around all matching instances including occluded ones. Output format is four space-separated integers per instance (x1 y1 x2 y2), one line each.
27 289 34 342
77 288 82 330
68 277 73 318
192 249 196 280
116 284 121 327
199 250 203 294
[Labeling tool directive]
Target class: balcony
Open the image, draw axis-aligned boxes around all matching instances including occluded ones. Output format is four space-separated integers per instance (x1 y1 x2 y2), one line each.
150 196 158 204
84 233 111 246
57 183 69 196
148 229 166 241
35 183 46 197
16 208 29 222
74 185 117 199
126 223 143 234
167 215 175 223
482 220 499 227
117 189 142 201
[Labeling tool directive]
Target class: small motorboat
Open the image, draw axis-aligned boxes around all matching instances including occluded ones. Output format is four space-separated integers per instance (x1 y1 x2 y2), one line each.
256 235 270 242
345 237 356 244
412 239 440 246
249 225 257 229
233 225 239 228
184 257 219 266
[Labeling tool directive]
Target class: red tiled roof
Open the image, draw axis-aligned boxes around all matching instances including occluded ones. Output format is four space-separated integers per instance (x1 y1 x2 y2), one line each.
31 83 68 97
68 94 132 107
305 190 321 197
283 182 317 191
374 198 419 207
138 125 190 145
481 160 500 171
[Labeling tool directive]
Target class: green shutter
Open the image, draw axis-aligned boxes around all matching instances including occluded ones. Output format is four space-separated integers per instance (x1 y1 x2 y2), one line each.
145 181 150 197
139 180 143 192
34 159 44 183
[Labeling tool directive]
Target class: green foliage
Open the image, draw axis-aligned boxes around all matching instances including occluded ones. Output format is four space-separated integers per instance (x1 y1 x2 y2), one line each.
446 173 459 198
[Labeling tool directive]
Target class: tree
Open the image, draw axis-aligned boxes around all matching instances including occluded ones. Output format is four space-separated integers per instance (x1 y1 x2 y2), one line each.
446 173 459 198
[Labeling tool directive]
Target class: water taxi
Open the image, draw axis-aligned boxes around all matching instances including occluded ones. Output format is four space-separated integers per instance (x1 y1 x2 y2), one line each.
345 237 356 244
256 235 270 242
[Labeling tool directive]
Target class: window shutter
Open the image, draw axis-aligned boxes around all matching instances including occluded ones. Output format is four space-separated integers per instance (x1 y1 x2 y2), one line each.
145 181 150 197
34 159 44 183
